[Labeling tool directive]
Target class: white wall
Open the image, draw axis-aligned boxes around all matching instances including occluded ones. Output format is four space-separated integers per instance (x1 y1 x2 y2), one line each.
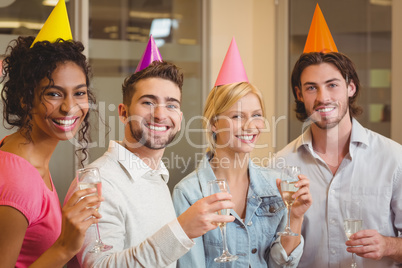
210 0 277 165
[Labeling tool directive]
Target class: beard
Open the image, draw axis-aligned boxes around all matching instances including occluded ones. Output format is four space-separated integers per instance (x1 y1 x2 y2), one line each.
128 119 177 150
308 101 349 130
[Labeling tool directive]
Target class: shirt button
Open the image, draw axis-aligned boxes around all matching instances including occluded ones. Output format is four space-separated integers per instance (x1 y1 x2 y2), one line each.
269 206 276 213
330 219 336 224
251 248 257 254
331 250 336 255
247 221 253 226
330 190 335 194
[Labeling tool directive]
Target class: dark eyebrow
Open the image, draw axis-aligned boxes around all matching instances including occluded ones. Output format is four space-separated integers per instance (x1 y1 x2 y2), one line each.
47 84 88 91
302 82 317 87
139 94 181 105
302 78 341 87
325 78 341 84
166 97 181 105
139 94 158 101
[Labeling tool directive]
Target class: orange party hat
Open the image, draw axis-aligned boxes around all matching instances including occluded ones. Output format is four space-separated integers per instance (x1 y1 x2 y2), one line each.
31 0 72 47
214 37 248 86
303 4 338 53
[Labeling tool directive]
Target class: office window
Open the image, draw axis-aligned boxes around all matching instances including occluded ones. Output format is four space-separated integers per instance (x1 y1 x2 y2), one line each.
88 0 204 190
288 0 392 140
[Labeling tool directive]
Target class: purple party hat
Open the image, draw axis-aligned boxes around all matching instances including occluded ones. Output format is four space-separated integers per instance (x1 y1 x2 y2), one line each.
135 35 163 73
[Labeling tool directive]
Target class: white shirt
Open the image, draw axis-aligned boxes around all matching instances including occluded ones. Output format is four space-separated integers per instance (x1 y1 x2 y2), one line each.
270 119 402 268
66 140 194 267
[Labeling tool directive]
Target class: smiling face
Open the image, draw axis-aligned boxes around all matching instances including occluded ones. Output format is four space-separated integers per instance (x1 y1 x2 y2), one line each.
296 62 356 130
213 93 264 155
30 61 89 141
119 77 183 150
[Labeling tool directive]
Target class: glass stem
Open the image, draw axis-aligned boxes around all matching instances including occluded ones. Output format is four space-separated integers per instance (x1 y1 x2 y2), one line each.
352 253 356 267
95 223 102 245
286 205 292 230
219 225 229 254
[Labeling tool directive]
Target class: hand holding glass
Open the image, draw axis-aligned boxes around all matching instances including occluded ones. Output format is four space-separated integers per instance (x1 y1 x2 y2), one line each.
343 200 362 268
207 180 238 263
277 166 300 236
77 167 113 253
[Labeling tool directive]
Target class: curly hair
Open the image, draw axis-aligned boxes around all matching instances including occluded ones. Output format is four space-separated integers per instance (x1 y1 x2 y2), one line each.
291 52 363 121
1 36 95 165
122 60 183 105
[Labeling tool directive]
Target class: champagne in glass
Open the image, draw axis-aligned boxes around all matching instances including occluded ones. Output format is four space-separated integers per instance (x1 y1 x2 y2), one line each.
207 179 238 263
344 219 362 239
277 166 300 236
343 200 362 268
77 167 113 253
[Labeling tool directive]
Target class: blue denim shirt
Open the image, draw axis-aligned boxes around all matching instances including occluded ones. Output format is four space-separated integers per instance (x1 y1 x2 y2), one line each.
172 154 303 267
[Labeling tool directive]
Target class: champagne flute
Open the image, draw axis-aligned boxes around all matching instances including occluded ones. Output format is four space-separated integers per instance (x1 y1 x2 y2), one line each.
77 167 113 253
277 166 300 236
343 200 362 268
207 179 238 263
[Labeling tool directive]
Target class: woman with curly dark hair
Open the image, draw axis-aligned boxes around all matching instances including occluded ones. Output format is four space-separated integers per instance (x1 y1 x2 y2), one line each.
0 36 103 267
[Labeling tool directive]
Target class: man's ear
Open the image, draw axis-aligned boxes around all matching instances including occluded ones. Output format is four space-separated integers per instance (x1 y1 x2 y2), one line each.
295 87 303 102
118 103 128 124
347 80 357 97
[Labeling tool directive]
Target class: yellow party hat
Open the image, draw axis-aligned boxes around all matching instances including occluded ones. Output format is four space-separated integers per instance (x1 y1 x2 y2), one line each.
31 0 72 47
303 4 338 53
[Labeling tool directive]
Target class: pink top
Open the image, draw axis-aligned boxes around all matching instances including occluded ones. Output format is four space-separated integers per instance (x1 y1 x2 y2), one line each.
0 141 62 267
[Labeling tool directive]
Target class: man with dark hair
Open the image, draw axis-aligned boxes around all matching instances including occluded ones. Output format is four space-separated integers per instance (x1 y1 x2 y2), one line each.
271 51 402 267
66 60 235 267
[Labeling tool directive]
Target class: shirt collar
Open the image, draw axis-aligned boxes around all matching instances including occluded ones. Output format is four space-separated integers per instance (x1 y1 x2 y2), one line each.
350 118 369 146
196 153 278 198
296 118 369 155
248 161 279 198
107 140 169 183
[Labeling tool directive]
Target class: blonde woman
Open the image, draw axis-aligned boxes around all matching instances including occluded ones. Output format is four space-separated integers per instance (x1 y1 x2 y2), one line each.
173 82 312 267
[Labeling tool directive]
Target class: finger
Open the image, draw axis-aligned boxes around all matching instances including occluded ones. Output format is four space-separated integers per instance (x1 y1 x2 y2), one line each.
210 215 235 223
69 207 102 224
347 245 377 255
297 174 308 181
292 187 310 199
65 196 103 217
293 194 312 205
295 176 309 188
357 251 382 260
79 194 104 205
205 192 232 204
66 188 98 206
351 229 377 239
209 200 235 213
78 217 101 234
276 179 282 193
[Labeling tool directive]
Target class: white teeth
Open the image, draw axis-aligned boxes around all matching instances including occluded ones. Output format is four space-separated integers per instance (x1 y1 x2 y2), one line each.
148 125 167 131
317 107 335 113
54 119 75 126
238 135 254 141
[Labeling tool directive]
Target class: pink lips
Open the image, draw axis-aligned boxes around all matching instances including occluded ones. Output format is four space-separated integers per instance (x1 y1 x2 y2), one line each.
52 117 80 132
236 134 257 144
146 123 170 133
315 106 336 117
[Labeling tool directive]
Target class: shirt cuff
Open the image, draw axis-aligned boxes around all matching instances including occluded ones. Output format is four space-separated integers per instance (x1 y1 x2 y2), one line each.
168 218 195 249
270 235 304 265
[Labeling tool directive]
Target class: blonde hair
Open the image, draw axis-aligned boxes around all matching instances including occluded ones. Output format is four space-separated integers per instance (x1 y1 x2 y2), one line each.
203 82 265 154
